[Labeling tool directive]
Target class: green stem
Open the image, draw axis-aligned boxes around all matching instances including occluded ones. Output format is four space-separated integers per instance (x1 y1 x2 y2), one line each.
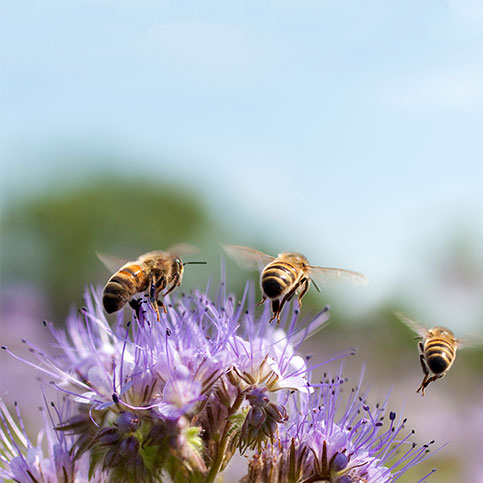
205 392 245 483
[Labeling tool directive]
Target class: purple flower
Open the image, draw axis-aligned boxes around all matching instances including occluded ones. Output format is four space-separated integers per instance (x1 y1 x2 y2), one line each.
245 368 443 482
0 397 95 482
1 278 441 482
229 327 314 394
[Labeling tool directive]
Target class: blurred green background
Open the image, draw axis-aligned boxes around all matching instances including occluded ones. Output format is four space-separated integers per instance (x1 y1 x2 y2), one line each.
1 178 216 317
2 1 483 481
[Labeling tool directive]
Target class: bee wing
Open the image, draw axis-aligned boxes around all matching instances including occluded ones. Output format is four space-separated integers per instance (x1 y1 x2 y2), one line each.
457 333 483 350
221 244 275 271
166 243 201 257
392 311 428 338
96 252 132 273
307 266 369 287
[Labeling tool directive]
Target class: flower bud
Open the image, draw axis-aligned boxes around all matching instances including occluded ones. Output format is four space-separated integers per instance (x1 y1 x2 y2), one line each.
331 452 349 472
119 436 140 462
116 412 141 434
239 389 288 452
247 406 266 428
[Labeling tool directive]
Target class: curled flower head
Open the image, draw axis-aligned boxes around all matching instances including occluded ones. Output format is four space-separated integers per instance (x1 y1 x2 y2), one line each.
244 368 442 483
239 386 288 452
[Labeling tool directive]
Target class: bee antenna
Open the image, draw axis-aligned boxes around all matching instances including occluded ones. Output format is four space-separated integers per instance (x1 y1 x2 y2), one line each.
183 261 208 266
312 280 321 293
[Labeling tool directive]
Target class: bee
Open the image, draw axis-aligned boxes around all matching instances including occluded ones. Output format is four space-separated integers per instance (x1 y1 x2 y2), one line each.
98 245 205 320
222 244 368 323
394 311 483 395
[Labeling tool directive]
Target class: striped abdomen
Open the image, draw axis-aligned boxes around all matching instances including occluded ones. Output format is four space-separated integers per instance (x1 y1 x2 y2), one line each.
103 264 146 313
424 338 455 375
261 261 299 299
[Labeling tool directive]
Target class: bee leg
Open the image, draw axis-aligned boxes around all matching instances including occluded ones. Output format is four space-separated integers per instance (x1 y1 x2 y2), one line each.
416 354 441 396
416 354 430 395
257 296 267 307
152 300 161 321
418 374 440 396
156 298 167 314
272 284 299 324
269 299 280 323
163 272 180 296
418 352 428 375
417 376 428 395
296 278 310 308
148 276 162 321
158 274 181 314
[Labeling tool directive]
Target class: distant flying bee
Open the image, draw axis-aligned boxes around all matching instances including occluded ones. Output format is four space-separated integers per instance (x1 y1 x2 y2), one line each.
98 245 205 321
394 311 483 396
222 244 368 323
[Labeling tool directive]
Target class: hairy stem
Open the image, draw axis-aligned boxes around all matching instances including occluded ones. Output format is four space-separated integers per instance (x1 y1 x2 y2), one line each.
205 392 245 483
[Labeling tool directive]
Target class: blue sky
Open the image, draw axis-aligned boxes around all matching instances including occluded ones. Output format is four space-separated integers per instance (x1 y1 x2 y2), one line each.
1 0 483 327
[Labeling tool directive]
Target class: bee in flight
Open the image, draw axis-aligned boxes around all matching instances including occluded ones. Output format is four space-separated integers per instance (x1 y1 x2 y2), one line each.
394 311 482 396
98 245 205 321
222 244 368 323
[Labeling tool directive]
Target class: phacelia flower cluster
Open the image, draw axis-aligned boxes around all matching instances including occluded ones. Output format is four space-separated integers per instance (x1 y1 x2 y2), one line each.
244 368 442 482
1 279 441 482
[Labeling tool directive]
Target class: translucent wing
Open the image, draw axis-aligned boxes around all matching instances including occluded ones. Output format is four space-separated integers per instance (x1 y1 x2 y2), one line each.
457 333 483 350
221 244 275 271
392 311 428 338
166 243 201 257
308 266 369 287
96 252 132 273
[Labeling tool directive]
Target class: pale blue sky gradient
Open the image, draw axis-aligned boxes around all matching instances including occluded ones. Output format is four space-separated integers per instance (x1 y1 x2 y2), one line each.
1 0 483 327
